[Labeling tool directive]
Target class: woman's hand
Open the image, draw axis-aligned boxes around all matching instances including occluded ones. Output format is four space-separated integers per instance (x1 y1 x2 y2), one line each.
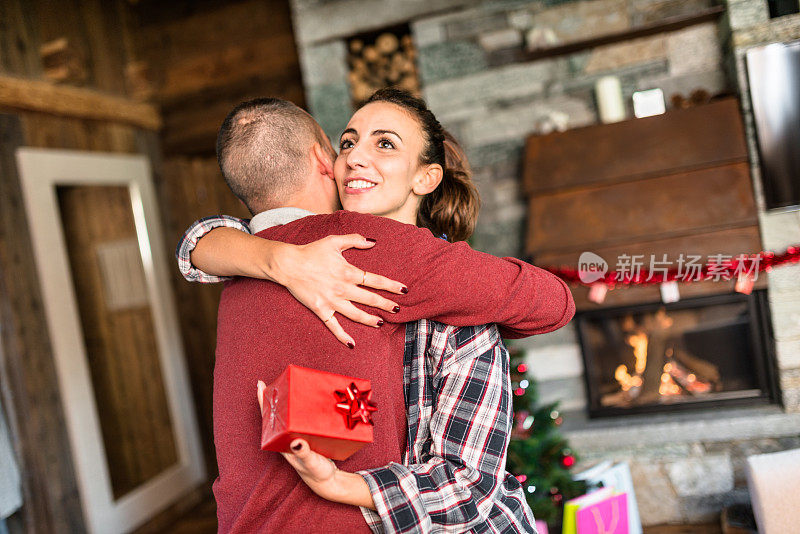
270 234 407 347
281 439 376 510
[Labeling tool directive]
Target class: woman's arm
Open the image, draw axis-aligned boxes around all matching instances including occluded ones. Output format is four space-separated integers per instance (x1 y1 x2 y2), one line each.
176 215 407 346
330 211 575 339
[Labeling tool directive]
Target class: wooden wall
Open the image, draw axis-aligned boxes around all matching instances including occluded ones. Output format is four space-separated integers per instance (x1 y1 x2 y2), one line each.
125 0 306 156
0 0 303 531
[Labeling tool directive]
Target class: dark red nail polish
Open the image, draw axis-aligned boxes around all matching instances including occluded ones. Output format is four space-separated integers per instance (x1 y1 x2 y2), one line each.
400 286 408 294
365 238 377 243
347 341 355 349
292 443 302 451
392 305 400 313
377 319 384 327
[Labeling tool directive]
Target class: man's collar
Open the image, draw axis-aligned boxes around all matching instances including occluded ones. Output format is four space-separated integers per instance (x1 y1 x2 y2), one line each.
250 207 315 233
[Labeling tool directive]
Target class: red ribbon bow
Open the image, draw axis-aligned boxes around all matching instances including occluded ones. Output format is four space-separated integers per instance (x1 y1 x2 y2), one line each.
334 382 377 429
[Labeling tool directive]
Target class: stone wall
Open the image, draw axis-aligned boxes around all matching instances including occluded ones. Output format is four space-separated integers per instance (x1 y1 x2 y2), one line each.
291 0 729 257
289 0 800 526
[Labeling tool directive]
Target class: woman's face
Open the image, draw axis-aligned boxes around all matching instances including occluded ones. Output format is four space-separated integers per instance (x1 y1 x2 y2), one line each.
334 102 439 224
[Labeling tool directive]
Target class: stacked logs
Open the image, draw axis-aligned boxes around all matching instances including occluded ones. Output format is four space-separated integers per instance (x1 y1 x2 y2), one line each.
348 32 420 106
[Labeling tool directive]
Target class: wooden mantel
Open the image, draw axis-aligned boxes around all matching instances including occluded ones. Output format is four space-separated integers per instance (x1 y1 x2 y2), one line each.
0 75 162 131
523 98 765 309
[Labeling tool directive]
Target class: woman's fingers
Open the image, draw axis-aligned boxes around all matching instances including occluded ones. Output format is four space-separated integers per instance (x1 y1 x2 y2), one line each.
346 286 399 315
335 301 385 329
319 314 356 348
328 236 407 293
361 271 407 295
281 439 337 487
329 233 376 252
289 438 310 457
282 234 409 345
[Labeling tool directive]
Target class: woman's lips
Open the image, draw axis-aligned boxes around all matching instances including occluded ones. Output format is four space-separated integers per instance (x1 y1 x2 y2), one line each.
343 178 377 194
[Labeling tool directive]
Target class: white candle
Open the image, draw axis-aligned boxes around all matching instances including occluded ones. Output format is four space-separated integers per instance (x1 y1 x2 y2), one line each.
595 75 626 124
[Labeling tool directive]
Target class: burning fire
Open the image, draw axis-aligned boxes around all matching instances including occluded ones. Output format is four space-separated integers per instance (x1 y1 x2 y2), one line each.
627 332 649 375
614 331 649 392
659 363 682 396
614 364 642 391
609 309 716 404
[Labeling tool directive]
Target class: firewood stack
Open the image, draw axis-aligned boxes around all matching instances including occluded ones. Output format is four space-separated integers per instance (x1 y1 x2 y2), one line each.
347 31 420 106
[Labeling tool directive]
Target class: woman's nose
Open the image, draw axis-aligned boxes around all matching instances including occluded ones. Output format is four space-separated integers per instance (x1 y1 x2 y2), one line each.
346 142 368 168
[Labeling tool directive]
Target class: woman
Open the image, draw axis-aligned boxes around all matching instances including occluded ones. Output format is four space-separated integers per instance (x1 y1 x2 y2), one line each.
179 89 571 532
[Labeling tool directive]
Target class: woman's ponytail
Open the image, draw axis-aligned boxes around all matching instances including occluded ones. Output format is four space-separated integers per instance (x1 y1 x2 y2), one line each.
417 130 480 242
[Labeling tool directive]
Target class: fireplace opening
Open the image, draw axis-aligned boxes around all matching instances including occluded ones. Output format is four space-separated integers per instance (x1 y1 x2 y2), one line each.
576 291 779 418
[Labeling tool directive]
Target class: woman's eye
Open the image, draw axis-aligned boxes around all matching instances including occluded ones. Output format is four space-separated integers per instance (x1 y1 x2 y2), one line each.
378 138 395 149
340 139 354 150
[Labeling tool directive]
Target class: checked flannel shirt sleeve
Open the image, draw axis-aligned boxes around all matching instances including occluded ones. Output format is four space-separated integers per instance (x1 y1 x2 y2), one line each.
175 215 251 283
358 322 536 533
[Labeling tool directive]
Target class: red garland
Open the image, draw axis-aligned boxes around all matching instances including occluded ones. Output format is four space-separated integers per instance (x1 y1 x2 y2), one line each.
540 245 800 287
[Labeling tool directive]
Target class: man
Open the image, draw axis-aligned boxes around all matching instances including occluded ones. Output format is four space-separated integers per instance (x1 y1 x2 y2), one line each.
179 98 573 532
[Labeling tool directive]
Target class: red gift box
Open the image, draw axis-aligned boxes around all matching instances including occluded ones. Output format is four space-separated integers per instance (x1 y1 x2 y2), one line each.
257 365 376 461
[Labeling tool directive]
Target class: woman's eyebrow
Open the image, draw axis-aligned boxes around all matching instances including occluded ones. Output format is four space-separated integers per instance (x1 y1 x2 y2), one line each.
340 127 358 139
371 129 402 141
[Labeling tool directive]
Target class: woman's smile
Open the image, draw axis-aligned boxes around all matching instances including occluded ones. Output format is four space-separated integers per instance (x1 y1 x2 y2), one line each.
343 177 379 193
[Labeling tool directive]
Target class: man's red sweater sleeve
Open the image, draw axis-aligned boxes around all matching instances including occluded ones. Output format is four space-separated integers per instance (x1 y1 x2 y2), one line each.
329 211 575 338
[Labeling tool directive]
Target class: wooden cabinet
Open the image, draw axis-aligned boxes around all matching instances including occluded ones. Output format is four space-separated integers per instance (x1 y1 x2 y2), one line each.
523 98 764 309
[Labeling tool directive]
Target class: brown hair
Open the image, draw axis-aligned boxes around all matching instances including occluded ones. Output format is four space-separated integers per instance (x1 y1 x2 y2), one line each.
216 98 330 214
363 88 480 242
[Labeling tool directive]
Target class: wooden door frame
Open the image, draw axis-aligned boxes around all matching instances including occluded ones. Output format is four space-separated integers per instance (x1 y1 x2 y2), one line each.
15 147 205 534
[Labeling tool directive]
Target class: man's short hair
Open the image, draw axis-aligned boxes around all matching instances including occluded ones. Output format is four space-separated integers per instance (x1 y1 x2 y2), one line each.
216 98 329 214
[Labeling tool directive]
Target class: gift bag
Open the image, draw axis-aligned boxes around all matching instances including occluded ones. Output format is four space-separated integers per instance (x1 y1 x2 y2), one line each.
573 461 642 534
576 493 628 534
563 488 614 534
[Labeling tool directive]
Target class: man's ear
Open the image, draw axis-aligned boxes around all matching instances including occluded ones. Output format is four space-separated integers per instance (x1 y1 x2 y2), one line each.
413 164 443 196
312 142 335 179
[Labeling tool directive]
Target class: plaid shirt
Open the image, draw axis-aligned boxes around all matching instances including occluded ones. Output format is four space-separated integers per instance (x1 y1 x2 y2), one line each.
176 215 251 283
176 216 537 533
358 320 536 533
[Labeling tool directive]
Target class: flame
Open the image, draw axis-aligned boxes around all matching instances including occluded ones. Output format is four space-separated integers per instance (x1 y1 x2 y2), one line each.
626 332 649 375
614 364 642 391
659 372 682 396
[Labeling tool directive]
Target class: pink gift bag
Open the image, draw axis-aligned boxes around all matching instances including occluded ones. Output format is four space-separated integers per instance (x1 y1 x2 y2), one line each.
576 493 628 534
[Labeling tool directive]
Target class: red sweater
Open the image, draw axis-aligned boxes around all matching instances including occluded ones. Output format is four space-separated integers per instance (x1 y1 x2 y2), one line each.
213 210 574 533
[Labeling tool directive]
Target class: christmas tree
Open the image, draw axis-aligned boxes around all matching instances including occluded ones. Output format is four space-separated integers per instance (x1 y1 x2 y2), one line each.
507 348 586 527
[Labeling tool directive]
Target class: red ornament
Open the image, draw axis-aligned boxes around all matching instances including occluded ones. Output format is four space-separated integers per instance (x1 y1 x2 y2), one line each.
334 382 377 429
514 387 526 396
562 454 575 467
515 474 527 483
517 363 528 373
